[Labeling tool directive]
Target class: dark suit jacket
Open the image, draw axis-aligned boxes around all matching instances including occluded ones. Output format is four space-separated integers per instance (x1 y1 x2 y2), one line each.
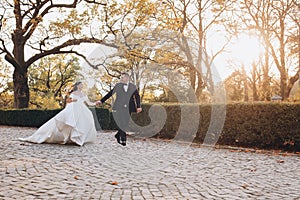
100 82 141 113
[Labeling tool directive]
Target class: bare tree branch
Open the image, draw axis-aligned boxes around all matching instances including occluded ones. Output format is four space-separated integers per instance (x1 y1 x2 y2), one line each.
26 38 117 67
84 0 107 6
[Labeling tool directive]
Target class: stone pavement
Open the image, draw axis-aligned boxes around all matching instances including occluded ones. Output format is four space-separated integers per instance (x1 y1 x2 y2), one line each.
0 126 299 200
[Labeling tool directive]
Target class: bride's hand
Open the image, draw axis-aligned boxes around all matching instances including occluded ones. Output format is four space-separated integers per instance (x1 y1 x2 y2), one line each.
95 101 102 106
66 97 73 103
66 97 77 103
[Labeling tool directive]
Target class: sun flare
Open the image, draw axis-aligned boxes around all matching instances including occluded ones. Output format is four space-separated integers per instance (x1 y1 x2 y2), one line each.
229 34 264 65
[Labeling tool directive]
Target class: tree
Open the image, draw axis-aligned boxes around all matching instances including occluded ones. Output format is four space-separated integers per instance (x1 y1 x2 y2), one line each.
241 0 299 100
28 54 82 108
0 0 115 108
229 1 272 101
249 62 260 101
0 58 13 107
224 70 244 102
286 1 300 96
155 0 234 101
83 0 161 102
86 84 102 102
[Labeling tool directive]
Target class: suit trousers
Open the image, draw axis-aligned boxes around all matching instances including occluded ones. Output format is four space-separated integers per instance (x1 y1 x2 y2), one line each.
112 108 131 142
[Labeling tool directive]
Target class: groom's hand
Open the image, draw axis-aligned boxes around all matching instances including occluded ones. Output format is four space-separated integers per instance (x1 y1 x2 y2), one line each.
96 101 102 106
137 108 142 113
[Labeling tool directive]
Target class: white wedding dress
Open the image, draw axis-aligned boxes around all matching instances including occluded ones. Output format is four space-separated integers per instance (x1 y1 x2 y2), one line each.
19 93 97 146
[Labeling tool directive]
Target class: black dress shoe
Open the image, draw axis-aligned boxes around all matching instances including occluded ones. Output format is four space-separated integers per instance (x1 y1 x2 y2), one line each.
115 134 120 144
121 141 126 146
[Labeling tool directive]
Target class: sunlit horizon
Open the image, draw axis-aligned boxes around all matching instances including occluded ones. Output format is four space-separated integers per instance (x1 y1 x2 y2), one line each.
211 32 265 80
228 34 264 66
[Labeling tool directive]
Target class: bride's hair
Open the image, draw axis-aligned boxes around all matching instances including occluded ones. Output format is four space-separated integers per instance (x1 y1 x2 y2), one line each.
69 81 82 94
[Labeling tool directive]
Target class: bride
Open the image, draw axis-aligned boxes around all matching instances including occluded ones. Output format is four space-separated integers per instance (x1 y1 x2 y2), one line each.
19 81 97 146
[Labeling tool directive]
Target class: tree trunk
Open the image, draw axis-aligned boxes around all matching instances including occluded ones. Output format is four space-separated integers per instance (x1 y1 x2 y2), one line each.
195 71 204 100
251 64 259 101
279 68 288 100
262 51 271 101
287 72 300 99
242 67 249 102
10 22 29 108
13 68 29 108
189 69 196 91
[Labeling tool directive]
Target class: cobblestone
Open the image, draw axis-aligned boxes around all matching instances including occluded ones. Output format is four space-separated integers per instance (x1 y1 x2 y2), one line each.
0 126 299 199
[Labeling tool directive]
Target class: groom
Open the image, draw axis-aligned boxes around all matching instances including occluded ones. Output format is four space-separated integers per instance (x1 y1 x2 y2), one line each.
97 72 142 146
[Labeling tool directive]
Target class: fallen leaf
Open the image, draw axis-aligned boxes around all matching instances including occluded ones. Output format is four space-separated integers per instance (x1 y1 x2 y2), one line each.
244 149 251 153
242 184 248 189
282 152 288 156
111 181 118 185
74 175 79 179
276 160 284 163
250 168 256 172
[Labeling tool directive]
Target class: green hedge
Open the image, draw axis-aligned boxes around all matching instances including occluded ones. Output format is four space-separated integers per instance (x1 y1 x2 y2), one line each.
220 103 300 151
0 108 110 129
1 103 299 151
130 103 300 152
0 109 62 127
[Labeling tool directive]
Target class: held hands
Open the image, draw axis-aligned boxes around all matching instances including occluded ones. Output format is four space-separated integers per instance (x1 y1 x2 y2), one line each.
137 107 142 113
94 100 141 112
88 101 100 107
95 101 102 106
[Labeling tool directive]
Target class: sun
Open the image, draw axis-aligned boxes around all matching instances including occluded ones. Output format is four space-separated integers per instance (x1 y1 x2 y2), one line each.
229 34 264 65
208 32 265 80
